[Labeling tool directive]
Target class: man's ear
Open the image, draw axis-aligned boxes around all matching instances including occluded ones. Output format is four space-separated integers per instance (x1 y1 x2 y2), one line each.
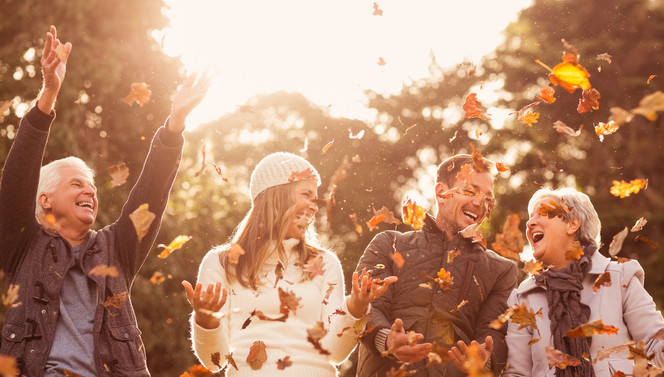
434 182 449 204
38 193 51 210
566 217 581 235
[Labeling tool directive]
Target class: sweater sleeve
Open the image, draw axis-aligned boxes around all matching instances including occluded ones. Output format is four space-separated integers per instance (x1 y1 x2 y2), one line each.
0 106 53 273
190 249 231 372
502 288 533 377
320 250 366 364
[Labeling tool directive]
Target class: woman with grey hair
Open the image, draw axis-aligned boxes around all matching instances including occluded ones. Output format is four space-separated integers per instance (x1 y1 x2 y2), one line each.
503 187 664 377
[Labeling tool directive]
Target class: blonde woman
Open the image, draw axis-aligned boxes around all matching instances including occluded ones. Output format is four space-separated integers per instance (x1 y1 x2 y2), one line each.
183 152 395 376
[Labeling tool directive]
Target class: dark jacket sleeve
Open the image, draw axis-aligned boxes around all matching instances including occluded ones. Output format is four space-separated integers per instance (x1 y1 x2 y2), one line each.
475 254 518 374
0 106 54 274
355 231 398 354
111 123 184 277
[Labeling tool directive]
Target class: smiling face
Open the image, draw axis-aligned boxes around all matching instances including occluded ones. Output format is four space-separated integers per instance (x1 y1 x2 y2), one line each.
434 171 495 238
39 166 98 233
286 179 319 239
526 197 580 269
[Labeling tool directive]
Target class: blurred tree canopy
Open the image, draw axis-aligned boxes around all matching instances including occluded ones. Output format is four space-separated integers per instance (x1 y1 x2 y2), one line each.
1 0 663 376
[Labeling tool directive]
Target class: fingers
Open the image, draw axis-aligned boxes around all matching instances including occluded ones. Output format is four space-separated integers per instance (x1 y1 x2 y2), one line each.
393 343 432 363
484 335 494 354
392 318 404 332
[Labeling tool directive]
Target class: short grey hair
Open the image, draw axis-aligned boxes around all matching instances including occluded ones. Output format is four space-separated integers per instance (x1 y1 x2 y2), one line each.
36 157 95 220
527 187 602 248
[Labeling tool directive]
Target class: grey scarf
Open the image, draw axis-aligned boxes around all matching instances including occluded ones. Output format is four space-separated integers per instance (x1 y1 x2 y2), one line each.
535 244 597 377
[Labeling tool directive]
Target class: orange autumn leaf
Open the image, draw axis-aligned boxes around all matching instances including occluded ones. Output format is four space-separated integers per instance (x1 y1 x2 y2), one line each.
366 206 401 231
512 302 543 334
594 120 620 142
435 268 454 291
537 86 557 103
492 214 525 262
0 355 19 377
158 235 193 259
391 251 405 268
546 346 582 369
228 243 245 264
456 163 477 185
592 272 612 293
2 284 22 309
553 121 582 137
288 168 317 182
349 213 363 235
122 82 151 107
129 203 156 242
306 321 330 355
276 356 293 370
447 249 461 264
566 240 584 261
107 163 129 187
566 319 619 338
401 198 426 230
596 53 612 64
180 364 213 377
210 352 223 370
459 223 487 248
631 217 648 232
451 300 469 313
462 93 490 120
302 254 326 278
610 179 648 198
426 342 452 367
321 140 335 154
522 259 544 276
462 342 493 377
577 88 601 113
89 264 119 278
246 341 267 370
495 162 510 172
103 291 129 309
538 58 592 93
278 287 302 316
538 199 572 219
322 283 336 304
372 2 383 16
635 235 659 249
149 271 166 284
647 75 657 84
518 110 539 127
377 57 386 66
469 143 489 173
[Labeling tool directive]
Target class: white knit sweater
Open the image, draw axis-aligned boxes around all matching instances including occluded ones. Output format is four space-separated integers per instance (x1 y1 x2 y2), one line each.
190 239 365 377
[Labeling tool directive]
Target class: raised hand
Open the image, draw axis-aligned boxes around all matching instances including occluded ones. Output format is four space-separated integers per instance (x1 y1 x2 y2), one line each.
182 280 227 329
167 71 212 133
346 268 397 318
448 336 493 372
386 318 432 363
39 25 72 114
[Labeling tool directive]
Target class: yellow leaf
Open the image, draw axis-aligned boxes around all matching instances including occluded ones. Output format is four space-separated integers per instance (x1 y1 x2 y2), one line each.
107 163 129 187
158 235 193 259
549 61 592 93
129 203 156 242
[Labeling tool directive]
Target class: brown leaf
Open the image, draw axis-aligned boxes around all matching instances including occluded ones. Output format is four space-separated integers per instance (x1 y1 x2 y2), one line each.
492 214 524 262
2 284 22 309
463 93 491 120
459 223 487 247
450 300 468 313
565 240 584 261
0 354 18 377
306 321 330 355
635 235 659 249
322 140 335 154
631 217 648 232
121 82 151 107
129 203 156 242
538 199 572 219
288 168 317 183
103 291 129 309
246 341 267 370
210 352 222 370
447 249 461 264
278 287 302 316
322 282 336 304
592 272 612 293
276 356 293 370
107 163 129 187
349 213 363 235
89 265 119 278
149 271 166 284
224 352 238 370
366 206 401 231
566 319 619 338
522 259 544 276
302 255 326 278
596 53 612 64
609 227 629 257
391 251 405 268
553 120 582 136
631 91 664 122
546 346 582 369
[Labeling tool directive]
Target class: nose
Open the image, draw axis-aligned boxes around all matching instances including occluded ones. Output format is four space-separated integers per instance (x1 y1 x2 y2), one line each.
526 216 537 229
310 199 319 214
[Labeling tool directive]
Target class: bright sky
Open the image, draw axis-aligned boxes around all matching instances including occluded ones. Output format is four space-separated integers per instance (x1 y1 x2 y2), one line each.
160 0 532 129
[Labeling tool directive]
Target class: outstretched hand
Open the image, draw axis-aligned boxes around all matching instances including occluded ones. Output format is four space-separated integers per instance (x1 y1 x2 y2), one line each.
386 318 432 363
182 280 227 329
346 269 397 318
168 71 213 133
38 25 72 114
448 336 493 372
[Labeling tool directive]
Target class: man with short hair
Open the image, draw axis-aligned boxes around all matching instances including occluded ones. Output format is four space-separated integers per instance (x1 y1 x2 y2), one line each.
0 26 210 376
355 154 518 377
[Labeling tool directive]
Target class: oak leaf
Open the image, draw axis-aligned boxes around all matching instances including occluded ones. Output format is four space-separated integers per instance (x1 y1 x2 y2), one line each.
492 214 524 262
366 206 401 231
122 82 151 107
577 88 601 113
459 223 487 248
565 240 584 261
463 93 490 120
537 86 556 103
372 2 383 16
610 179 647 198
401 198 426 230
107 163 129 187
435 268 454 291
546 346 582 369
522 259 544 276
538 200 571 219
630 91 664 122
103 291 129 309
518 110 539 127
302 254 326 278
595 120 620 142
306 321 330 355
288 168 317 182
566 319 619 338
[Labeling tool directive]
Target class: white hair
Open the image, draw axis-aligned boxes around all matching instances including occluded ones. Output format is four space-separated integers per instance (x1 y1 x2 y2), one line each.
36 157 95 220
528 187 602 248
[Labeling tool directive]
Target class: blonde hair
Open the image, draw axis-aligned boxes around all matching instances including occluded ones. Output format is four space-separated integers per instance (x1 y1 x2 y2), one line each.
218 183 322 290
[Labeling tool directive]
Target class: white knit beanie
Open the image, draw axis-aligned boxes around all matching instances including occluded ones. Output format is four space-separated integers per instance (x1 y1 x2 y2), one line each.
249 152 321 202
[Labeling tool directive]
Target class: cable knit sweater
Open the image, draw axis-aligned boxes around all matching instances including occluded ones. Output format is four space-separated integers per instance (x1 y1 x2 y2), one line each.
190 239 364 376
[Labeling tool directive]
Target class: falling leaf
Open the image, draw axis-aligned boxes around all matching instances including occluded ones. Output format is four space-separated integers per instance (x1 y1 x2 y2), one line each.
348 129 365 140
322 283 336 304
149 271 166 284
194 144 208 177
495 162 509 172
419 282 432 289
610 179 648 198
366 206 401 231
538 200 572 219
596 53 612 64
107 163 129 187
321 140 335 154
300 137 309 152
302 255 326 278
474 129 483 139
592 272 612 293
537 86 557 103
276 356 292 370
180 364 213 377
577 88 601 113
121 82 151 107
246 341 267 370
425 342 452 367
377 57 386 66
595 120 621 141
391 252 405 268
630 91 664 122
456 163 477 185
288 168 317 183
635 235 659 249
2 284 21 309
210 162 228 182
129 203 156 242
609 107 635 126
536 57 591 93
210 352 222 370
631 217 647 232
447 249 461 263
459 223 487 247
158 235 193 259
462 93 491 120
278 287 302 316
435 268 454 291
103 291 129 309
372 2 383 16
553 121 582 136
522 259 544 275
566 319 619 338
518 101 541 114
64 370 83 377
546 346 582 369
349 213 363 235
492 214 524 262
401 198 426 230
306 321 330 355
647 75 657 84
0 355 19 377
89 264 119 278
228 243 245 264
609 227 629 257
565 240 584 261
518 110 539 127
451 300 468 313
